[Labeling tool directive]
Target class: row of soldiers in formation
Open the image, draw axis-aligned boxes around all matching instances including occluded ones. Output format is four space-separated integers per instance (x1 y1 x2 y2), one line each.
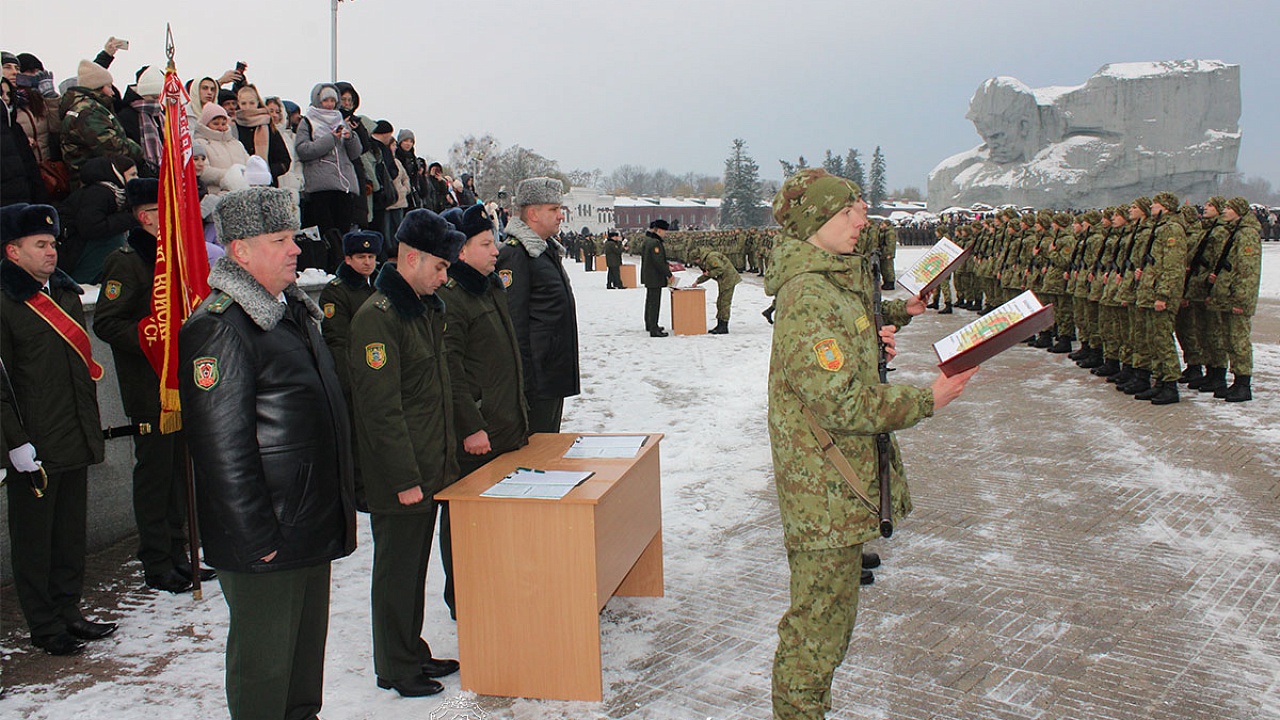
940 193 1262 404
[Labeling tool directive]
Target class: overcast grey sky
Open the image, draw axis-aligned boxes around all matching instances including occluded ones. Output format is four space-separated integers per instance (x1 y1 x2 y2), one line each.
5 0 1276 193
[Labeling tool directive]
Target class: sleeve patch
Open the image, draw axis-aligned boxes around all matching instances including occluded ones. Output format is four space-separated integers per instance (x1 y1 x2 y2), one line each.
193 357 220 390
854 314 871 333
365 343 387 370
814 338 844 372
323 303 336 318
104 281 122 300
498 270 513 288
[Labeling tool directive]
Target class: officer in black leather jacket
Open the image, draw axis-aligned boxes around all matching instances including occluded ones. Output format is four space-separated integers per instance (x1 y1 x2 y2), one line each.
179 186 356 720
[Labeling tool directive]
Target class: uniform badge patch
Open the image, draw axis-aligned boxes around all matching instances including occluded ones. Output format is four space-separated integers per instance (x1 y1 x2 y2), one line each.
365 343 387 370
104 281 122 300
814 339 844 372
498 270 513 289
193 357 220 391
854 314 871 333
323 303 336 318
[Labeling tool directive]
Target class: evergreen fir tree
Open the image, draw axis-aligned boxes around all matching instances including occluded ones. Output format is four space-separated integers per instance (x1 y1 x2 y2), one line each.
869 146 887 207
778 155 809 178
722 138 762 228
822 150 844 178
845 148 865 189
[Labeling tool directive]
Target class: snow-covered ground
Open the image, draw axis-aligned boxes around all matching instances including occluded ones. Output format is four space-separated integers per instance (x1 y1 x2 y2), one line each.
6 241 1278 719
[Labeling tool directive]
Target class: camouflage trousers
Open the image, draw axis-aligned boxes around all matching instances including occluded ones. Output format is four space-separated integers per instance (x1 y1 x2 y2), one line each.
1147 308 1180 382
1098 305 1127 361
715 283 737 322
1054 293 1074 338
1225 312 1253 375
1175 303 1226 367
773 544 862 720
1130 307 1152 369
1075 298 1099 346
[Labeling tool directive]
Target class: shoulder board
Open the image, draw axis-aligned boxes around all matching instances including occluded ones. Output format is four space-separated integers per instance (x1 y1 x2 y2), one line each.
120 244 135 254
505 238 521 246
206 292 234 314
374 296 391 312
444 278 457 289
328 277 343 286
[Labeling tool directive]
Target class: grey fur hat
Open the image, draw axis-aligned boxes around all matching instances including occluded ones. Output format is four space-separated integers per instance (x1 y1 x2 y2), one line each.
514 176 563 207
214 187 300 245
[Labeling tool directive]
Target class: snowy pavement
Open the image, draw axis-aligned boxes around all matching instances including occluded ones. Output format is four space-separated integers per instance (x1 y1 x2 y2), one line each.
3 245 1279 719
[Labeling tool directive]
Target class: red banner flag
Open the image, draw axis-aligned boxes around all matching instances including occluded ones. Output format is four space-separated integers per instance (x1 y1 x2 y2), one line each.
139 63 211 434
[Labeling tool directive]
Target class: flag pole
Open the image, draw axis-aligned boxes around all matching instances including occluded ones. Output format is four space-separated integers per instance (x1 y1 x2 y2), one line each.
164 23 205 601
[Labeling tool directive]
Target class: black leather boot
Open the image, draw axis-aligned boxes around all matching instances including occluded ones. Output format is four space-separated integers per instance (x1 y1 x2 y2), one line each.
1092 358 1120 377
1198 366 1228 393
1223 374 1252 402
1149 380 1180 405
1177 365 1203 385
1049 335 1074 353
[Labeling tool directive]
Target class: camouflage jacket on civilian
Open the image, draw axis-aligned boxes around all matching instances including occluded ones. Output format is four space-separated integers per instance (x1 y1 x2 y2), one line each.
764 238 933 551
58 87 143 188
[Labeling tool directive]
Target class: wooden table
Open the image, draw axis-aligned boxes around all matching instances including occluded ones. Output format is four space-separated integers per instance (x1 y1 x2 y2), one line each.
435 433 665 701
620 263 637 288
670 286 707 335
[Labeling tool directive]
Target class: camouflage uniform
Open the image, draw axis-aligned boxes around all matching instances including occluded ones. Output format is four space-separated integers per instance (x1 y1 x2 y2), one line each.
58 87 144 189
1206 202 1262 391
1179 201 1228 379
693 249 741 327
765 171 933 720
1134 197 1189 390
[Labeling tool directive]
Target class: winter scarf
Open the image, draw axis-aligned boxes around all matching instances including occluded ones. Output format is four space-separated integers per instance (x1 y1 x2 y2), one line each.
504 216 565 259
206 255 321 332
131 97 164 170
304 105 344 137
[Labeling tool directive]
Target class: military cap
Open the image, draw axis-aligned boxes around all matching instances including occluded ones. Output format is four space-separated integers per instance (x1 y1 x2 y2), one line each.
1226 197 1251 217
1036 211 1054 228
342 229 383 256
1205 196 1227 212
1152 191 1180 212
1082 210 1102 225
1053 212 1074 227
1180 205 1199 224
0 203 60 244
396 208 464 263
214 187 300 245
649 219 670 231
1131 197 1152 215
771 168 861 241
446 203 495 240
125 177 159 208
514 177 563 207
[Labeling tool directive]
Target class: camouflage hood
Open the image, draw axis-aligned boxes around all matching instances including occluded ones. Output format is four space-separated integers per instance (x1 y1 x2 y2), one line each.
763 236 866 299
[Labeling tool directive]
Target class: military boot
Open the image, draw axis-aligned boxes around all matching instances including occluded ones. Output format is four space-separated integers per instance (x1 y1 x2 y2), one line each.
1068 341 1089 361
709 320 729 334
1078 348 1105 369
1198 366 1228 394
938 302 953 314
927 297 940 310
1223 375 1252 402
1049 335 1074 353
1135 378 1163 400
1033 330 1054 348
1092 358 1120 377
1121 368 1151 395
1177 365 1203 385
1108 363 1133 384
1149 380 1180 405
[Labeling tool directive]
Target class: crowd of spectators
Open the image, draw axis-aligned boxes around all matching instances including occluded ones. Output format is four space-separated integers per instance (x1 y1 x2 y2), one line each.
2 37 494 281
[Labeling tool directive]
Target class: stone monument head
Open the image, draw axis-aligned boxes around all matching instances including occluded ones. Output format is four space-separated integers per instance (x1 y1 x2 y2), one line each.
966 78 1040 164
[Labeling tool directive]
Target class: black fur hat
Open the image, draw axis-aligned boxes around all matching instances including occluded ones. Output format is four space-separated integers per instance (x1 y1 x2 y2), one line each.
649 219 670 231
342 229 383 256
1 203 60 245
447 204 494 240
396 209 464 263
126 177 160 208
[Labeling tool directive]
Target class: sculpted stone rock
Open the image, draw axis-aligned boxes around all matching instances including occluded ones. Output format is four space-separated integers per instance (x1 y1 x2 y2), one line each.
928 60 1241 211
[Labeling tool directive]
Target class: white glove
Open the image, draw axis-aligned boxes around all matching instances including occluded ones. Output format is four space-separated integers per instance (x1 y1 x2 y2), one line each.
8 443 41 473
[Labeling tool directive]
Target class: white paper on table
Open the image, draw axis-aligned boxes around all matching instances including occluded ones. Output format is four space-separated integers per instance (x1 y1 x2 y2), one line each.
563 435 648 458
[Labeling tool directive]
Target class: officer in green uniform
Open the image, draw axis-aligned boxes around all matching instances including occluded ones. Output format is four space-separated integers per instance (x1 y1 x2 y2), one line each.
604 230 624 288
94 178 205 594
319 229 381 509
764 170 977 720
350 209 463 697
2 203 113 656
437 204 529 618
581 230 597 271
1205 197 1262 402
641 219 673 337
692 248 741 334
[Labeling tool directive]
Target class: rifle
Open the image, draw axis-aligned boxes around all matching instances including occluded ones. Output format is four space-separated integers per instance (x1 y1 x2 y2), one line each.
869 250 894 539
1184 217 1218 294
1206 220 1243 289
1130 217 1164 290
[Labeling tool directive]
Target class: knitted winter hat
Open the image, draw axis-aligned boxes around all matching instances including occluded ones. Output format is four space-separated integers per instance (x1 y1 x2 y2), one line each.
1205 196 1227 212
771 168 861 240
135 65 164 97
1226 197 1251 217
397 129 414 143
1152 191 1179 212
1131 197 1152 216
244 156 273 187
199 103 229 126
77 59 112 89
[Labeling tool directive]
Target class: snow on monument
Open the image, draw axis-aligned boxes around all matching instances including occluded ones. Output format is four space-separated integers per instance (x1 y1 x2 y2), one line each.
927 60 1241 211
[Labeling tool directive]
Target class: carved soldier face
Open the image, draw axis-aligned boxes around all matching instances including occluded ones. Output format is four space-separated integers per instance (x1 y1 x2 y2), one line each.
967 79 1039 164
